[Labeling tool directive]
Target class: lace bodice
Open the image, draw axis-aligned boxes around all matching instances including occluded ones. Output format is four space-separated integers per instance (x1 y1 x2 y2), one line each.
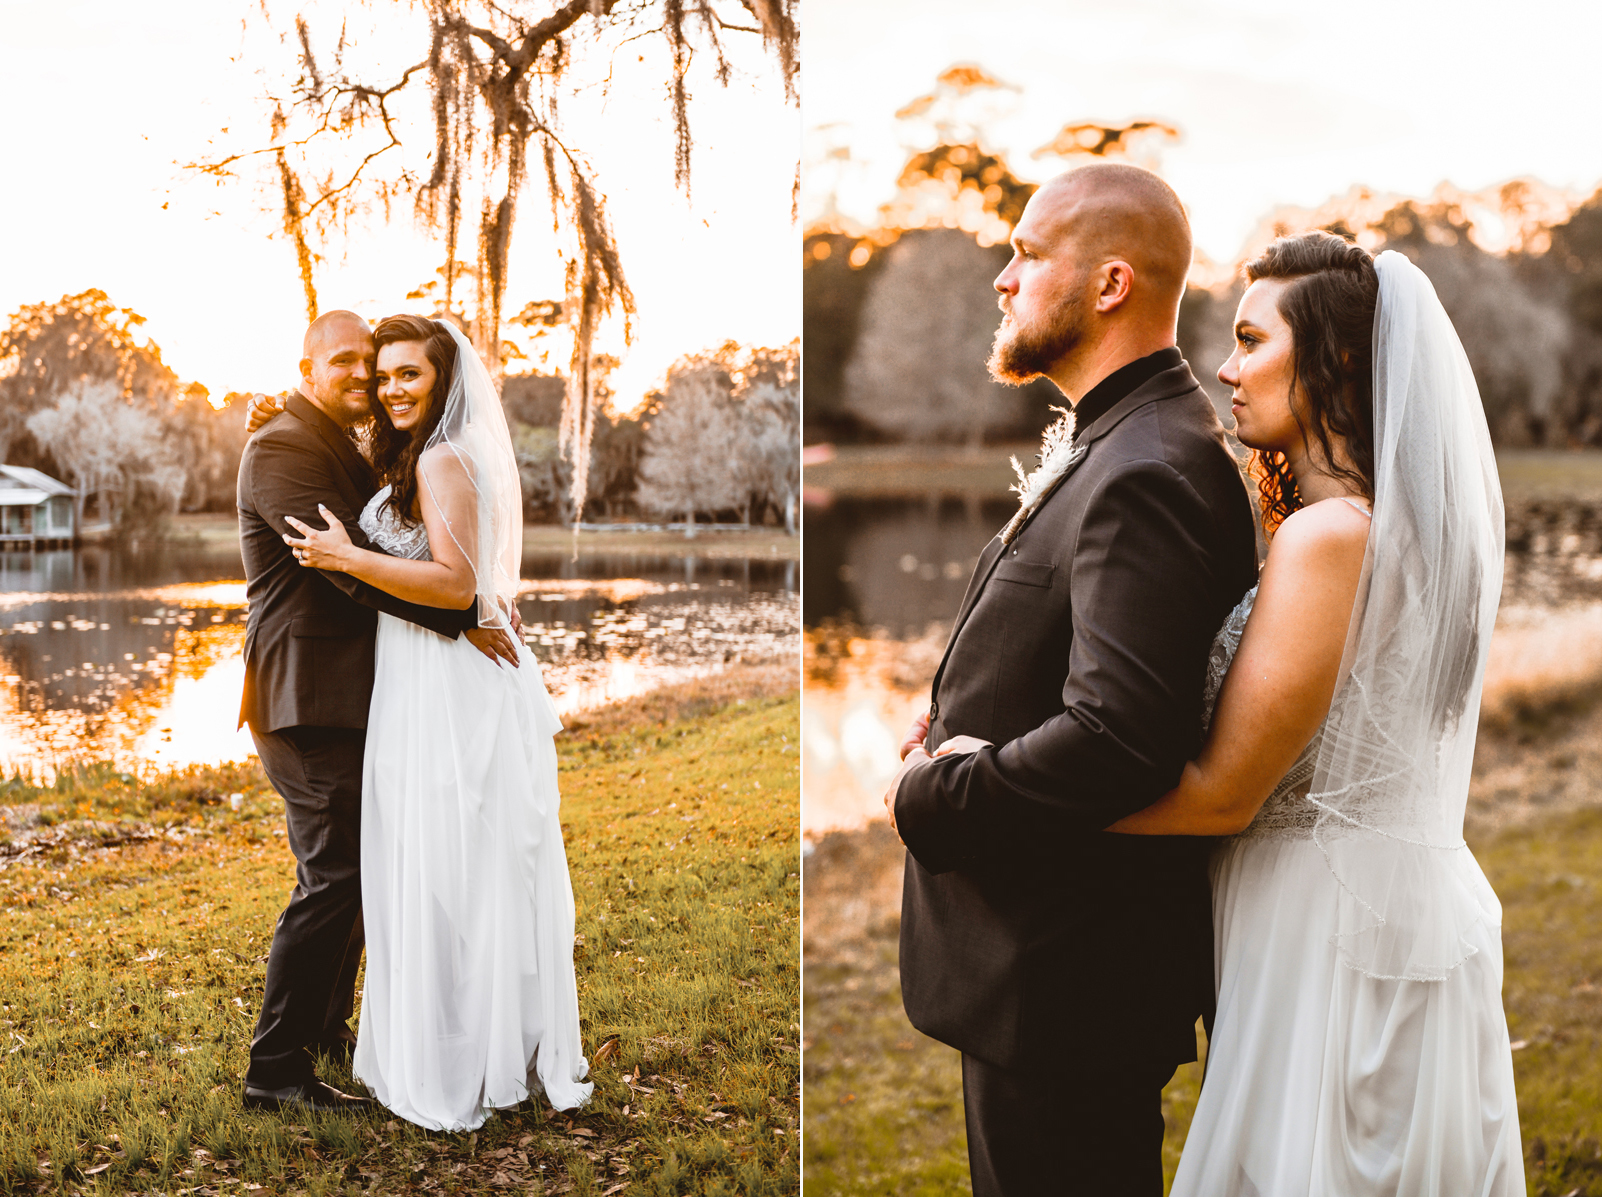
359 485 432 561
1203 585 1321 840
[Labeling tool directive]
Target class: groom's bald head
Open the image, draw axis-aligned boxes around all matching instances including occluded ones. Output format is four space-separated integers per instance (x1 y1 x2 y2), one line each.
303 309 370 359
299 310 375 428
989 163 1193 393
1033 163 1192 304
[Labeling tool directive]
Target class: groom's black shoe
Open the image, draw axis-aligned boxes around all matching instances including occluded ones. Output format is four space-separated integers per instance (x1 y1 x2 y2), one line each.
242 1080 374 1114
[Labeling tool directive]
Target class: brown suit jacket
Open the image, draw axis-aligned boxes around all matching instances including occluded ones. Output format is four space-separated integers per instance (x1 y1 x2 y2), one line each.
236 395 475 733
895 362 1259 1073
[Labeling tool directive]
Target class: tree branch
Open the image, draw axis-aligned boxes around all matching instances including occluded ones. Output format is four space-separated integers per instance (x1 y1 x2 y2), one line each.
185 59 427 179
465 0 617 79
301 137 404 219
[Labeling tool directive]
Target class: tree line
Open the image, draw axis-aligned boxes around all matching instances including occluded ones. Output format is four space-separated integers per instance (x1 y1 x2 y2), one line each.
804 128 1602 449
508 341 798 534
0 290 797 534
0 291 243 529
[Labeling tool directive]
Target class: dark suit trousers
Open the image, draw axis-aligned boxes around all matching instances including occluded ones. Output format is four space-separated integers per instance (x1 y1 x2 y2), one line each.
246 725 366 1088
963 1052 1173 1197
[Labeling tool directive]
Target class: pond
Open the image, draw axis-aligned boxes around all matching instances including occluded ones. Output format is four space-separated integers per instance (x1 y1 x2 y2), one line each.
804 491 1602 634
0 538 797 777
800 484 1602 838
802 494 1014 637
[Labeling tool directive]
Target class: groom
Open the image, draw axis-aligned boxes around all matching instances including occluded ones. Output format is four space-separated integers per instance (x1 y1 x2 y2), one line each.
887 165 1259 1195
235 310 518 1112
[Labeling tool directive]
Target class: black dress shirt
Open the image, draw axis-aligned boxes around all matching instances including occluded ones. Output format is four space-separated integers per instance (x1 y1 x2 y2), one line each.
1072 346 1185 440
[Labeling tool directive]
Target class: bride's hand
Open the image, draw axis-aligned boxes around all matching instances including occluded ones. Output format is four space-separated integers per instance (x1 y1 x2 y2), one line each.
933 734 993 757
283 505 356 572
245 392 287 435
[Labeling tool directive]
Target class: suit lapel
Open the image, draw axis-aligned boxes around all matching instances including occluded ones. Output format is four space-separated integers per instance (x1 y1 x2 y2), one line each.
928 444 1088 707
286 395 375 494
998 443 1093 546
925 535 999 723
927 362 1207 711
997 364 1203 548
949 536 1006 638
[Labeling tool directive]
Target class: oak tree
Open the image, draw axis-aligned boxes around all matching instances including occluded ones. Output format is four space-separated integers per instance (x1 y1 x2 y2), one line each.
191 0 797 521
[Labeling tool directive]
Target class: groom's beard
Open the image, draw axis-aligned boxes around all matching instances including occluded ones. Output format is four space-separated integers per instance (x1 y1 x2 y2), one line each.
987 283 1092 386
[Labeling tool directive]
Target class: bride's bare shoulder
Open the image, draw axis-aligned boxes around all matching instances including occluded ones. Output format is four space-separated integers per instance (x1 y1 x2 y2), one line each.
416 442 474 482
1259 497 1371 588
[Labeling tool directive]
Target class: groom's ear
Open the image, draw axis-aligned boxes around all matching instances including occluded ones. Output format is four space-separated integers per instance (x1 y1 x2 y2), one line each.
299 356 314 383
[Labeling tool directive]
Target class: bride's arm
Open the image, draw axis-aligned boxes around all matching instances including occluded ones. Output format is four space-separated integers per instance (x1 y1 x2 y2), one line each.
1106 500 1370 836
283 447 480 610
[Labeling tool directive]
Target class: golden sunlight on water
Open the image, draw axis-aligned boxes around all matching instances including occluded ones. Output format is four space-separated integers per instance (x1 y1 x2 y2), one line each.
134 656 254 769
802 631 944 840
801 603 1602 842
0 582 254 776
0 576 797 779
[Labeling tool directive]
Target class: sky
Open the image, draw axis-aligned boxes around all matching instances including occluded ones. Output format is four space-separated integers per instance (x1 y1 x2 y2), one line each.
0 0 799 410
802 0 1602 265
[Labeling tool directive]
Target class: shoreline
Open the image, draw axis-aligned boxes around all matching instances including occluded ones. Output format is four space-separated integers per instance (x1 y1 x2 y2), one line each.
157 512 800 561
0 660 800 791
803 444 1602 501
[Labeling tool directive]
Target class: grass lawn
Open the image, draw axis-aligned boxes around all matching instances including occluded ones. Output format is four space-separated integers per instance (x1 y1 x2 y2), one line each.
803 445 1602 503
1486 806 1602 1196
1496 449 1602 501
519 528 798 562
0 688 799 1196
802 810 1602 1195
801 445 1028 499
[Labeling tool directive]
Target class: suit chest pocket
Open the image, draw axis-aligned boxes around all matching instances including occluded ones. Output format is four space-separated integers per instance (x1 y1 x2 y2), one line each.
991 558 1054 589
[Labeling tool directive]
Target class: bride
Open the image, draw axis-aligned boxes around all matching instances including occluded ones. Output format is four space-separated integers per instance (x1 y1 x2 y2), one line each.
943 233 1523 1193
1115 236 1521 1193
284 314 593 1130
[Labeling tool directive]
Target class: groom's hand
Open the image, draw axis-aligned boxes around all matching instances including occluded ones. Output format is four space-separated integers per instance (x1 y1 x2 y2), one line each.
886 732 993 846
498 595 524 636
898 711 930 760
933 735 993 757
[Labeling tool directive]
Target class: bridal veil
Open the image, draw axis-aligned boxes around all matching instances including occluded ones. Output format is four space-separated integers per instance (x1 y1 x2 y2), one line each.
1308 248 1505 982
421 320 524 630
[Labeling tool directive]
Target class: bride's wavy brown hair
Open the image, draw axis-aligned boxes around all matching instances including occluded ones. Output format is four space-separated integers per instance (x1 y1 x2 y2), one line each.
369 314 459 525
1242 231 1378 535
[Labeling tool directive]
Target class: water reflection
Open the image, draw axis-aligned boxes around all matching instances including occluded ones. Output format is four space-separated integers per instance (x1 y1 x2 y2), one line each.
0 544 797 776
803 495 1011 636
800 492 1602 837
805 493 1602 631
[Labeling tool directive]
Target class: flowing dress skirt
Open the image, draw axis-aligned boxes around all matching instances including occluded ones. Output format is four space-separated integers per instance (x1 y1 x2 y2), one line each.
1171 835 1524 1197
352 613 593 1130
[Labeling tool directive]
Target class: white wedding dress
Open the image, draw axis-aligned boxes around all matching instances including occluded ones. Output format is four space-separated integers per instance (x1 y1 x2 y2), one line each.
350 485 592 1131
1170 576 1524 1197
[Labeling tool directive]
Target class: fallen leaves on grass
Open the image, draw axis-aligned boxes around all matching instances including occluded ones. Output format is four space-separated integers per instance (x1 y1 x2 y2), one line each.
0 693 800 1195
